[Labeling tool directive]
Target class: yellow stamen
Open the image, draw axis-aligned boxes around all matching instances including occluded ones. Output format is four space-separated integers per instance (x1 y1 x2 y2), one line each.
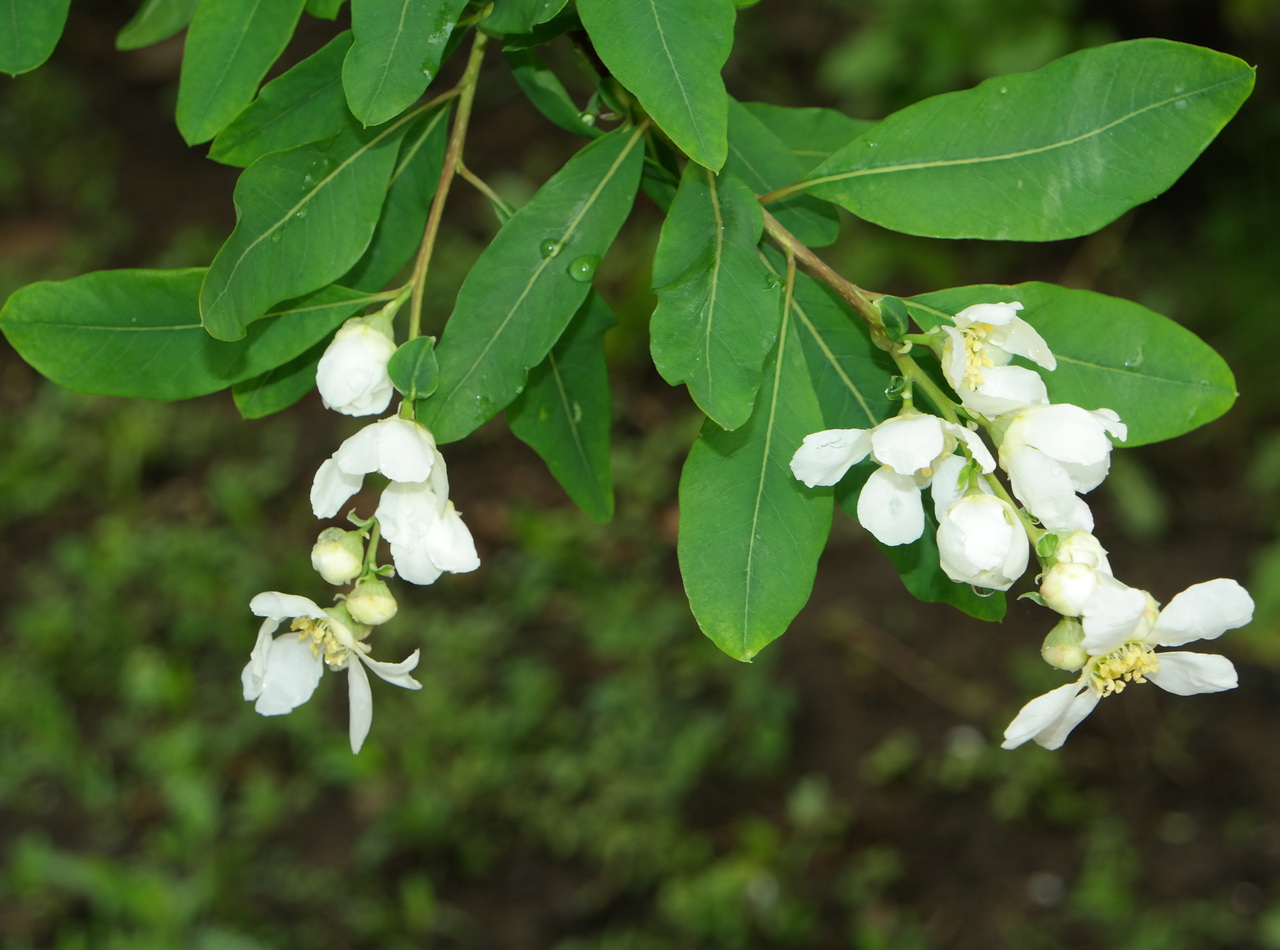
290 617 352 671
1087 642 1160 697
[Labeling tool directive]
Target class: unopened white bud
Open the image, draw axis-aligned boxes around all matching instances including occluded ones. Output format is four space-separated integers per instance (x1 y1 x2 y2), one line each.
1040 562 1100 617
311 527 364 586
315 311 397 416
1041 617 1088 671
346 577 398 626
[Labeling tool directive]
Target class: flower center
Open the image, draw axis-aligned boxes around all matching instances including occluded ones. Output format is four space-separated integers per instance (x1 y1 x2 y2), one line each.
960 325 996 389
1086 642 1160 697
292 617 352 671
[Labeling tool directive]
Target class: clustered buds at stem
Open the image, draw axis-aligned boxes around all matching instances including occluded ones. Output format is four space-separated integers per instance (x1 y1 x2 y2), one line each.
789 300 1256 751
311 527 365 586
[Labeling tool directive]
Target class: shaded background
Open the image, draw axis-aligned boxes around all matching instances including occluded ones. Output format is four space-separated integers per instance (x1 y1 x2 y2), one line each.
2 0 1280 947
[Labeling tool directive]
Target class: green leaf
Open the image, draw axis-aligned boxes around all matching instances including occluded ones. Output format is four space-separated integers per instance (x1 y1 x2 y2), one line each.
903 282 1238 446
116 0 200 51
417 126 644 443
506 48 602 139
342 0 467 127
0 270 375 400
209 31 354 168
725 98 839 247
507 291 616 522
201 113 413 341
678 307 831 661
388 336 440 400
232 338 327 418
0 0 70 75
342 103 451 291
877 296 910 342
305 0 345 18
176 0 307 146
651 165 783 431
743 102 875 172
483 0 568 34
577 0 734 171
799 39 1256 241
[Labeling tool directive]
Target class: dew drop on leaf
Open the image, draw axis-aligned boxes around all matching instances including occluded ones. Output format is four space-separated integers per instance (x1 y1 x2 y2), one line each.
567 255 599 282
294 209 308 219
270 231 283 243
539 239 563 259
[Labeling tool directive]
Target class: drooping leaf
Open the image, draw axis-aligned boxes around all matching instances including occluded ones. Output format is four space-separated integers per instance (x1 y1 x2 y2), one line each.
0 0 70 75
651 165 783 431
305 0 346 19
725 98 839 247
209 31 354 168
116 0 200 51
742 102 875 172
678 307 831 661
505 48 602 139
483 0 568 34
576 0 735 171
904 282 1238 446
0 270 376 399
342 103 452 290
201 113 414 341
176 0 307 146
342 0 467 127
388 335 440 400
799 39 1256 241
232 337 327 418
417 126 644 443
507 291 616 522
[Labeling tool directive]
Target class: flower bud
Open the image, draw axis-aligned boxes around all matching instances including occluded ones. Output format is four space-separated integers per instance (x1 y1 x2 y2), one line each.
311 527 364 586
1053 530 1111 574
315 311 397 417
936 494 1029 591
1040 562 1100 617
346 577 398 626
1041 617 1088 671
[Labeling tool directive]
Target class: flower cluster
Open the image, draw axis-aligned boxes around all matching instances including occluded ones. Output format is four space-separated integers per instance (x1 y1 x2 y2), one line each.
241 312 479 753
790 300 1254 750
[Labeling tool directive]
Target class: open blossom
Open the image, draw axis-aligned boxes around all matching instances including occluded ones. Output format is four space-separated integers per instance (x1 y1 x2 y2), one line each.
1002 578 1253 750
791 411 995 546
940 302 1056 416
241 591 422 754
315 311 397 417
310 416 479 585
930 454 1028 590
997 403 1127 533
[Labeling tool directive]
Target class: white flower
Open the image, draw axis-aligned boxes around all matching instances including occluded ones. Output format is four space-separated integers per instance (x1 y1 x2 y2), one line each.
377 477 480 585
241 591 422 754
1002 578 1253 750
1038 531 1113 617
311 416 439 519
935 493 1029 591
791 412 995 546
997 404 1127 533
940 302 1055 416
316 311 397 417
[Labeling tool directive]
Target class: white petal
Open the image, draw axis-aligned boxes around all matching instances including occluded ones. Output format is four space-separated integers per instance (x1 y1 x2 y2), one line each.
1029 688 1101 750
789 429 871 486
1021 404 1114 466
937 495 1027 590
249 591 328 622
1004 448 1094 533
871 415 944 474
359 648 423 689
241 619 279 700
332 423 385 475
346 657 373 754
423 502 481 574
992 316 1056 371
390 541 445 585
315 316 397 417
377 480 446 548
939 326 968 393
1091 407 1127 442
1001 680 1091 750
1080 577 1148 654
930 454 969 521
954 301 1023 328
1151 578 1255 647
250 633 325 716
310 458 364 519
958 365 1049 417
1148 652 1238 695
950 425 996 473
378 418 437 483
857 467 925 545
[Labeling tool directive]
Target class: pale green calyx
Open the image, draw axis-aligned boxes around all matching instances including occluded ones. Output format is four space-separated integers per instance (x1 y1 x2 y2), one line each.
1041 617 1088 671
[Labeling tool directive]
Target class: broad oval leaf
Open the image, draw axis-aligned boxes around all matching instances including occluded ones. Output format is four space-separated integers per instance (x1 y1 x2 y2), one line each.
678 308 831 661
176 0 307 146
505 48 602 140
903 282 1238 446
0 0 70 75
210 31 354 168
799 39 1255 241
743 102 875 173
201 114 414 341
232 338 327 418
577 0 734 171
507 291 616 523
651 165 783 430
417 126 644 443
0 269 375 399
483 0 568 34
388 335 440 401
342 0 467 127
116 0 199 51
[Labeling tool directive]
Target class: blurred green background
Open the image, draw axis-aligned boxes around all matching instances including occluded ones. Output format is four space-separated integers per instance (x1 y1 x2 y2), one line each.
2 1 1279 947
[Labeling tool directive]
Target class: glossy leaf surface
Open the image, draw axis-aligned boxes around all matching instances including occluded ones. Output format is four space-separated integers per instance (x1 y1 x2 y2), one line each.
116 0 200 50
0 0 70 75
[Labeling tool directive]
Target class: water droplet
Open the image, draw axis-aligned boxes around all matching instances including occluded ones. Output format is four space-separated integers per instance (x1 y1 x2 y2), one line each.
539 239 563 259
764 274 783 291
1175 99 1188 110
578 111 597 127
971 585 996 598
567 255 599 282
302 174 313 185
294 208 308 219
270 231 283 243
866 141 879 148
1122 345 1144 368
999 86 1008 94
